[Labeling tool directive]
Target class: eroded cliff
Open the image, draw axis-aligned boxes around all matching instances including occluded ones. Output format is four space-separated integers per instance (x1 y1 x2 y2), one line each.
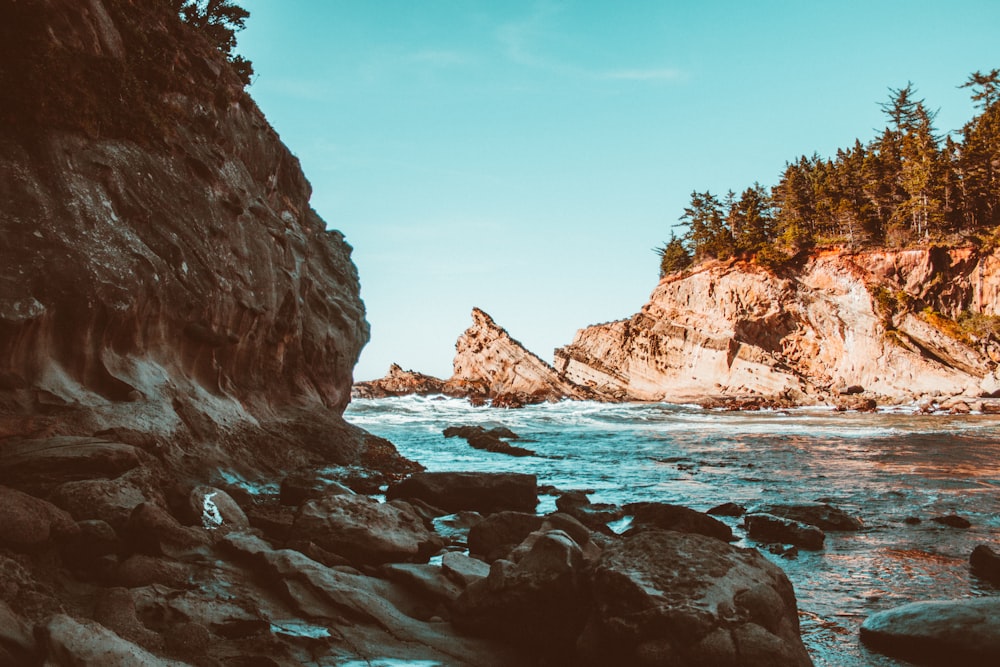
0 0 378 474
556 248 1000 405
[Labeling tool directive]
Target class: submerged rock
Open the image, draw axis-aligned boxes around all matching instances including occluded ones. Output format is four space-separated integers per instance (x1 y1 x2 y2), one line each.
758 502 863 531
387 471 538 514
444 425 536 457
745 513 825 550
860 597 1000 665
625 501 734 542
931 514 972 528
970 544 1000 585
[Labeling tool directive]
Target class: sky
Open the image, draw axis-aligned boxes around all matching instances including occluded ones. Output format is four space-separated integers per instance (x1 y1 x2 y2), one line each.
237 0 1000 381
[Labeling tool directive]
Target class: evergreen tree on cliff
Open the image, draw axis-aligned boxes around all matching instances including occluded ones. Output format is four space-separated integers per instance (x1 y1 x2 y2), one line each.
173 0 254 84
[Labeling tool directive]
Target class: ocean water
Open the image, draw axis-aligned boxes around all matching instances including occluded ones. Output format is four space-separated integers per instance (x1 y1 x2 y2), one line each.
345 396 1000 666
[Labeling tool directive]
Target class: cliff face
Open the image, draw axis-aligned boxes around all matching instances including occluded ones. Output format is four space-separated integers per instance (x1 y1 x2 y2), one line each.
441 308 602 405
0 0 376 471
556 248 1000 404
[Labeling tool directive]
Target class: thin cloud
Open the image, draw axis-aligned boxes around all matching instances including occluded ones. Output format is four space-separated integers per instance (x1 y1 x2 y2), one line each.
407 50 476 67
601 68 687 82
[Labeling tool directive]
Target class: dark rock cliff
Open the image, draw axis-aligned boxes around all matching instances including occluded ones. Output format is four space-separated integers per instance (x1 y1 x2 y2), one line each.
0 0 373 471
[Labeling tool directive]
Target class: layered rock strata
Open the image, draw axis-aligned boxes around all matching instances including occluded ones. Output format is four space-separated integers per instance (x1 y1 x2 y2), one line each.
556 248 1000 404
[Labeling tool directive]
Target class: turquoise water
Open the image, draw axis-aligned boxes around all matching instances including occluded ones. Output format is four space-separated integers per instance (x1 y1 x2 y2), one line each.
346 396 1000 666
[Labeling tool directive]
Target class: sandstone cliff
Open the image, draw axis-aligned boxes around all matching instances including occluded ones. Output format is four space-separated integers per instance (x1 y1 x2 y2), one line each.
555 248 1000 405
0 0 386 478
447 308 603 405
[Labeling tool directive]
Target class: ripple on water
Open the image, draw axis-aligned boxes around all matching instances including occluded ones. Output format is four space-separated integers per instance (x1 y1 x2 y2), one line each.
344 397 1000 666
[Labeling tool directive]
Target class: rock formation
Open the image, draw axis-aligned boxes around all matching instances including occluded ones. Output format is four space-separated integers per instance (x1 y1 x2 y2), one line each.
352 363 446 398
0 0 384 479
555 248 1000 404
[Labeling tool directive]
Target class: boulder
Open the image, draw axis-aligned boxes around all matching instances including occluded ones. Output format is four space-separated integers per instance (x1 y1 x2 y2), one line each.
441 551 490 587
453 529 590 657
468 511 544 563
970 544 1000 585
62 519 120 566
279 470 355 506
745 513 825 550
580 529 813 666
292 493 443 565
185 486 249 531
708 502 747 517
860 597 1000 665
386 472 538 514
123 502 211 559
37 614 189 667
556 491 625 530
222 531 526 665
51 470 154 530
0 484 80 550
625 501 734 542
757 502 862 531
93 587 164 651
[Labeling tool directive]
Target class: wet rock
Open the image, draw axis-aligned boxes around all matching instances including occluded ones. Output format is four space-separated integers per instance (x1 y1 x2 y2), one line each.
0 484 80 550
352 363 447 398
454 530 589 658
904 516 922 525
860 597 1000 665
443 424 535 457
970 544 1000 585
431 510 483 547
386 471 538 514
624 501 734 542
745 513 825 550
38 614 188 667
222 531 526 665
580 529 813 666
931 514 971 528
468 511 544 563
184 486 249 530
556 491 625 530
292 493 443 565
758 502 863 531
279 470 354 506
708 501 747 517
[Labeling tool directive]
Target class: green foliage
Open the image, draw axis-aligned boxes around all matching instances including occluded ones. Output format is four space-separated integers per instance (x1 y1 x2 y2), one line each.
655 235 692 277
0 0 251 141
662 70 1000 274
957 310 1000 340
175 0 254 85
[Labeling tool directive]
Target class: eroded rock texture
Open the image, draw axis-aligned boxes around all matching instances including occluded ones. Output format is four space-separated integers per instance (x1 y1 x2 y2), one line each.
556 249 1000 404
0 0 373 473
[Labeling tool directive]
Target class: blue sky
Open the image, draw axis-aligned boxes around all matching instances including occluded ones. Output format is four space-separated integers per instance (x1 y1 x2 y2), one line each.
238 1 1000 380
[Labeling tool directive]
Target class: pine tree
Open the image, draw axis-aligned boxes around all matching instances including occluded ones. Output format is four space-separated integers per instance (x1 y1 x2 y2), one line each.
174 1 253 85
655 234 692 277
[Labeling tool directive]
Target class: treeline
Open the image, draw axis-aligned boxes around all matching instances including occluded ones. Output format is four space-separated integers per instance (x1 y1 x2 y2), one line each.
658 71 1000 276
